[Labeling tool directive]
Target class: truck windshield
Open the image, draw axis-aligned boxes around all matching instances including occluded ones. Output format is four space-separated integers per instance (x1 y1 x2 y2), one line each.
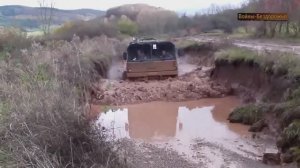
128 44 151 62
127 42 175 62
151 42 175 61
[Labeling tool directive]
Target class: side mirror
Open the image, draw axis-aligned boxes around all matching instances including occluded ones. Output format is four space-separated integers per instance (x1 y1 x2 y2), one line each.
123 52 128 60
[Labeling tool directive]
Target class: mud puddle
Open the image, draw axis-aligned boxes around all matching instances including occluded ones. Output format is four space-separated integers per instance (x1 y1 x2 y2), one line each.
93 97 278 167
107 57 201 80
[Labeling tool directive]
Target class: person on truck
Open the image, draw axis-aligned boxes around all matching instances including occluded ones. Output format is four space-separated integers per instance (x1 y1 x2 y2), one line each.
161 50 174 60
137 50 147 61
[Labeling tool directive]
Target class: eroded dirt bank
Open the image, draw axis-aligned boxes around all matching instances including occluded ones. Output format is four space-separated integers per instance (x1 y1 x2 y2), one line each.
211 61 295 103
211 58 300 166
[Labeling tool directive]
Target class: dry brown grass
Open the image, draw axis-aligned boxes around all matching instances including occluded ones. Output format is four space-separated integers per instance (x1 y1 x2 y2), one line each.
0 35 127 168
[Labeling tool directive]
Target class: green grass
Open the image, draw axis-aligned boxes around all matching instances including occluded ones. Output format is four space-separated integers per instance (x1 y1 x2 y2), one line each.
283 120 300 142
0 102 10 122
228 104 270 125
174 39 200 48
228 27 254 39
215 47 257 63
215 47 300 78
279 120 300 152
286 87 300 102
0 152 9 167
290 147 300 163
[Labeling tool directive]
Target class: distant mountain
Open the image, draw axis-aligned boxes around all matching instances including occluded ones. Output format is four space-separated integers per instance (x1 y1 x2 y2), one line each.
0 5 105 30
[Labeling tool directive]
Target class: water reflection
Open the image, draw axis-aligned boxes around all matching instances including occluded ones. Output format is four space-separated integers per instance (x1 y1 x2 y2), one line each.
95 96 249 142
94 97 268 164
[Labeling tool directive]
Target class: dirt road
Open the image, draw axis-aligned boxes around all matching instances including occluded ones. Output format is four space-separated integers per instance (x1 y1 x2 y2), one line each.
188 35 300 55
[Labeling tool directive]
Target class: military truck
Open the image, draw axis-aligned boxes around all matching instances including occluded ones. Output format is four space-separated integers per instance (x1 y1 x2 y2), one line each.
122 38 178 79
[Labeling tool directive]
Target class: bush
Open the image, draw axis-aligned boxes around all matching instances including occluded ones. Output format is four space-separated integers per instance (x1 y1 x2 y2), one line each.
51 20 119 41
215 47 257 64
278 120 300 152
228 104 270 125
117 18 138 36
0 28 31 52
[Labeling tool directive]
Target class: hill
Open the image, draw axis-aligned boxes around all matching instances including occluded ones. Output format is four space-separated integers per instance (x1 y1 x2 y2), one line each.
0 5 105 30
106 4 171 21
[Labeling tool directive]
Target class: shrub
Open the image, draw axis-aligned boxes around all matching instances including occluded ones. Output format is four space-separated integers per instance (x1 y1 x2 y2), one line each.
283 120 300 142
0 28 31 52
228 104 270 125
278 120 300 152
215 47 257 64
117 18 138 36
51 20 119 41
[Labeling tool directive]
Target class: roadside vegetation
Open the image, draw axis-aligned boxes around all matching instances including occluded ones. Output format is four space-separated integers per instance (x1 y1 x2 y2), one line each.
215 46 300 164
215 47 300 78
0 28 127 167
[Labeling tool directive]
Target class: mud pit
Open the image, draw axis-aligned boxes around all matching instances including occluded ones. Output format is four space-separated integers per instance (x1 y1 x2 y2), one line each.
91 97 289 168
93 64 229 105
90 42 298 167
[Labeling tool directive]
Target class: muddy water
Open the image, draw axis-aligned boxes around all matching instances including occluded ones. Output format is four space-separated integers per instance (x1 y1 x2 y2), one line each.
107 57 199 80
94 97 248 139
93 97 275 167
108 61 124 80
177 57 198 76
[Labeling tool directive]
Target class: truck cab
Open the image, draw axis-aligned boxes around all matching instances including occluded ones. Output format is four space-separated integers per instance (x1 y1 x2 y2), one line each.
123 38 178 79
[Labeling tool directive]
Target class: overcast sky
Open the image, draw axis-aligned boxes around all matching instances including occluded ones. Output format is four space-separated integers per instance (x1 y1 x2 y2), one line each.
0 0 245 12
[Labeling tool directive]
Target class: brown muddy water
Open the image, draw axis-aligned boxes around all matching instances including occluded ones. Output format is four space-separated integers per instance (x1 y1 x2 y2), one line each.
92 97 278 167
107 57 199 80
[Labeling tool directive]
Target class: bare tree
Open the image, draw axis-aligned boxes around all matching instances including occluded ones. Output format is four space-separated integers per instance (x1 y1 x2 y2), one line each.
38 0 55 36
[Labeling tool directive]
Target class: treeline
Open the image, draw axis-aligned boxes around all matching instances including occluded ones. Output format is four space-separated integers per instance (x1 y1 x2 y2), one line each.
51 5 179 40
49 1 300 41
178 0 300 38
242 0 300 37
